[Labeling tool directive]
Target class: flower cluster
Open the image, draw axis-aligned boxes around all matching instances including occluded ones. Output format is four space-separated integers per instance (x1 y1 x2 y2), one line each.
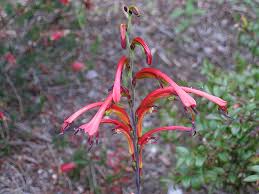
61 5 227 175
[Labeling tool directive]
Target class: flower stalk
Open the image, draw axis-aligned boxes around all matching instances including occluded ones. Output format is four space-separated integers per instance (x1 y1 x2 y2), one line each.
60 5 228 194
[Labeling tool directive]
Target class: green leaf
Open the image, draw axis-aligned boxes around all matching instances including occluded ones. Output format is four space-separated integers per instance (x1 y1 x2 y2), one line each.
218 152 229 162
176 146 189 155
248 165 259 173
171 8 184 19
182 176 191 188
76 6 87 29
243 175 259 182
195 156 206 167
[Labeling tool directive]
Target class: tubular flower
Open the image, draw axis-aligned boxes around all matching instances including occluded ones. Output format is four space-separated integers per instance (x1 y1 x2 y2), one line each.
180 86 228 112
138 126 192 146
120 24 127 49
101 119 134 155
61 102 103 133
136 106 158 137
137 126 192 170
136 86 227 115
106 104 131 126
130 37 152 65
112 56 128 103
133 68 196 108
78 94 113 137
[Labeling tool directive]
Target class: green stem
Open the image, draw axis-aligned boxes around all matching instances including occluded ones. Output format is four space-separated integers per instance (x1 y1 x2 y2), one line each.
126 15 141 194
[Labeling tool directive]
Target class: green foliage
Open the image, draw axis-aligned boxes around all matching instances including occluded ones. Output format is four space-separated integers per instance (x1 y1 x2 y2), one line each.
170 60 258 193
170 0 205 34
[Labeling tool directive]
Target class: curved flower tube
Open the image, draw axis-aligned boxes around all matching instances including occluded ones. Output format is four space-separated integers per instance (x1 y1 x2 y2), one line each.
130 37 152 65
106 104 131 127
101 119 134 155
137 125 192 170
136 86 227 115
180 87 228 112
78 94 113 137
120 24 127 49
112 56 128 103
61 102 103 133
138 126 192 146
136 106 157 137
133 68 196 108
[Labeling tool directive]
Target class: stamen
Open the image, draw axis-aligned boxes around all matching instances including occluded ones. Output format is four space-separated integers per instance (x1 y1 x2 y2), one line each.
148 136 158 144
218 109 234 121
192 121 196 136
73 128 80 135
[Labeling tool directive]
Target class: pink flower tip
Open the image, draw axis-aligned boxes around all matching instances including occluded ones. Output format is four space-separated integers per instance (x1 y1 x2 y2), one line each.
71 61 85 72
60 162 76 173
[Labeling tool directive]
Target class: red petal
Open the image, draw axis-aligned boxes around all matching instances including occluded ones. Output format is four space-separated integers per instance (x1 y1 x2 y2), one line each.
60 162 76 173
120 24 127 49
50 31 65 41
134 68 196 108
112 56 128 103
138 126 192 145
79 94 113 136
181 86 227 112
61 102 102 133
71 61 85 72
131 37 152 65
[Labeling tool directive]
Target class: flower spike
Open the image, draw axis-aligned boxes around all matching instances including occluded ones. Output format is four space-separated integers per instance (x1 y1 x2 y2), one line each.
120 24 127 49
61 102 103 133
112 56 128 103
78 93 113 137
130 37 152 65
134 68 197 108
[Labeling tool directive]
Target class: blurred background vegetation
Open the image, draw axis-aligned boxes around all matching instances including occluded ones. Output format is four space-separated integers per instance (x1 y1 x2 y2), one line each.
0 0 258 193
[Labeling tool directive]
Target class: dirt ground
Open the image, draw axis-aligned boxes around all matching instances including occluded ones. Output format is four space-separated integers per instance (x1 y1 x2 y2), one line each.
0 0 257 194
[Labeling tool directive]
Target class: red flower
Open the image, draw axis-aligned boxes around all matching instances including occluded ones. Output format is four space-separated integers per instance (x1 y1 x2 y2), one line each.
71 61 85 72
78 93 113 137
59 0 70 6
60 162 76 173
134 68 196 108
61 102 103 133
4 52 16 64
101 118 134 155
137 125 192 169
180 86 227 112
120 24 127 49
50 31 65 41
139 126 192 146
130 37 152 65
112 56 128 103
